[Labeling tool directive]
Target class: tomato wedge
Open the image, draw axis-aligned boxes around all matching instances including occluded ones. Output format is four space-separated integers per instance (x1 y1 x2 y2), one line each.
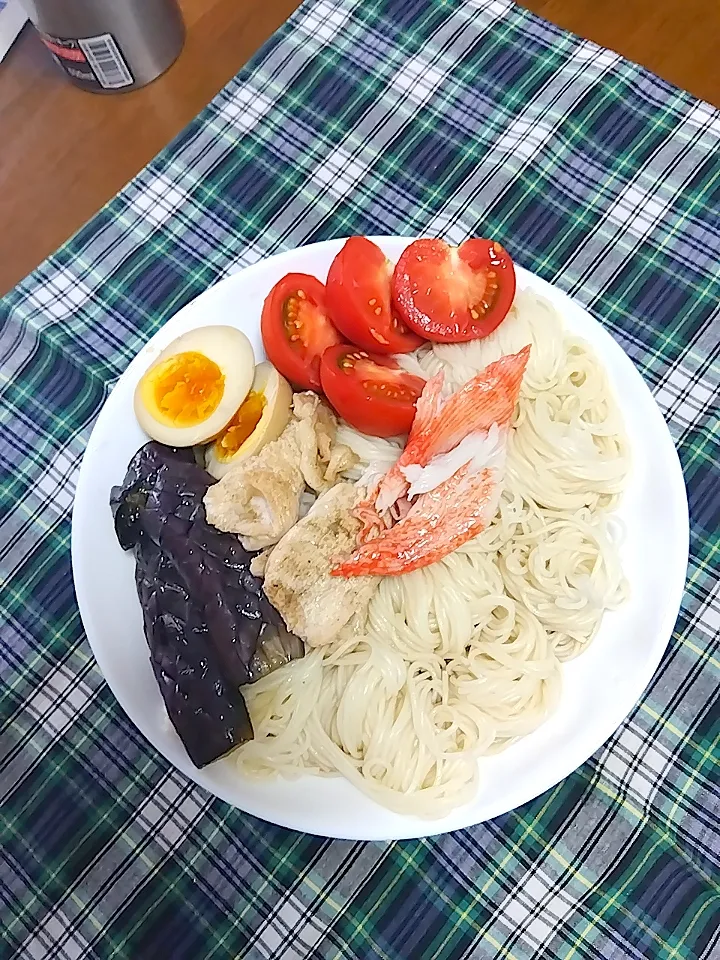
392 238 516 343
261 273 342 391
326 237 424 354
320 345 425 438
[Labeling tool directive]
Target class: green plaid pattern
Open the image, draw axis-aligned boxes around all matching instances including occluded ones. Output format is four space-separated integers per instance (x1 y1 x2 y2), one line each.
1 0 719 957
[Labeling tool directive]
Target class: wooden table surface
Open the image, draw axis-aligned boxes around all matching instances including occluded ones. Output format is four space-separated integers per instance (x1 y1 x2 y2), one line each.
1 0 718 296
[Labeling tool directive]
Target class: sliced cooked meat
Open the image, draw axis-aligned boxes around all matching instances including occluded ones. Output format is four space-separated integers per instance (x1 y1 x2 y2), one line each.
292 391 356 492
263 483 379 646
204 428 304 550
250 547 273 578
204 392 357 550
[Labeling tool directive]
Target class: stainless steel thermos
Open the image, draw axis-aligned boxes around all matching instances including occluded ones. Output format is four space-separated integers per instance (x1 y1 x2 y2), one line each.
23 0 185 92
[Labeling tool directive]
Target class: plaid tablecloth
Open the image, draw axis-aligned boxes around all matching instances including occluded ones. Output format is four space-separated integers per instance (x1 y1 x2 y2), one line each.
2 0 719 957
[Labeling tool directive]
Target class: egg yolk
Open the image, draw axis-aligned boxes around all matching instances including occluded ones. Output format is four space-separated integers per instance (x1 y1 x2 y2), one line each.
214 391 266 460
144 351 224 426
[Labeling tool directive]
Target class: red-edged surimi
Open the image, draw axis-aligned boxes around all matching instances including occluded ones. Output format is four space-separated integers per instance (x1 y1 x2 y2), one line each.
374 345 530 514
334 344 531 577
333 464 497 576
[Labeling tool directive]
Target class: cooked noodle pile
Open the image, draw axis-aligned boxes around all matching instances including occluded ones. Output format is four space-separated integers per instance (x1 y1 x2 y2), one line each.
237 290 629 817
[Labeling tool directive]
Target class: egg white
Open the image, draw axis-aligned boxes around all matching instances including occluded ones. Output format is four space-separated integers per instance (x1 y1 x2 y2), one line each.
206 362 293 479
134 325 255 447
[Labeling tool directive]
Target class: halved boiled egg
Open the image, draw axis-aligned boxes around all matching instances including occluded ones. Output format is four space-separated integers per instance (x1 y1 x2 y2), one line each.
205 361 292 479
134 326 255 447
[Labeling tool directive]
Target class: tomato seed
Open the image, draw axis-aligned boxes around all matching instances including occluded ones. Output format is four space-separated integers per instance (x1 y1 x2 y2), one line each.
362 379 414 401
297 290 306 299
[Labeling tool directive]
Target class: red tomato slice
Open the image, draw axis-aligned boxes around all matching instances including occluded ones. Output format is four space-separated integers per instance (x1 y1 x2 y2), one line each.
320 345 426 438
325 237 424 354
261 273 342 390
392 238 516 343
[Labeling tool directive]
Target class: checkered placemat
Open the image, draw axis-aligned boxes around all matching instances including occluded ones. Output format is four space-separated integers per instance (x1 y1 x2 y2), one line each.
1 0 718 957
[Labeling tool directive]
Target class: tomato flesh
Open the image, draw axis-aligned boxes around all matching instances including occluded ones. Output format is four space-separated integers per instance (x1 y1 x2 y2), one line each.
392 238 516 343
261 273 341 390
320 345 425 438
326 237 424 354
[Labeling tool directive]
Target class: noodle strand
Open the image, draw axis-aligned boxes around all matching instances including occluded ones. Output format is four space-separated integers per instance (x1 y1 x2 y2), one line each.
237 290 629 818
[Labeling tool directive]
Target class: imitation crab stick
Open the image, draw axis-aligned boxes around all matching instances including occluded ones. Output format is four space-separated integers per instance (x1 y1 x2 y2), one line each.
333 345 530 577
374 345 530 514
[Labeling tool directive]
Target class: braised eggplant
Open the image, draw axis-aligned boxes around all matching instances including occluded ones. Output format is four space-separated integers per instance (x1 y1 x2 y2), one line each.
110 442 303 768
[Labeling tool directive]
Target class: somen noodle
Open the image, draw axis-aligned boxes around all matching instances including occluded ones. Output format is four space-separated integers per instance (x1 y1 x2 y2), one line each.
237 289 629 818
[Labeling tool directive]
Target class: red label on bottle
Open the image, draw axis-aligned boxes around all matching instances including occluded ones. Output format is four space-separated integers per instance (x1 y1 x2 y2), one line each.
41 38 87 62
39 31 134 91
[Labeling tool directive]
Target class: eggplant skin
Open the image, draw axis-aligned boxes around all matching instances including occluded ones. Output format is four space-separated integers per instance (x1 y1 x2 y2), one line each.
110 442 303 768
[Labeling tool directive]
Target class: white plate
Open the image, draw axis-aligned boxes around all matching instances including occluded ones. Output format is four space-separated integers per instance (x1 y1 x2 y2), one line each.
72 237 689 840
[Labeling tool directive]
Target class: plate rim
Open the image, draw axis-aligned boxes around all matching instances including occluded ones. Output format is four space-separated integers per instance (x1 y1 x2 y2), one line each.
71 236 690 840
